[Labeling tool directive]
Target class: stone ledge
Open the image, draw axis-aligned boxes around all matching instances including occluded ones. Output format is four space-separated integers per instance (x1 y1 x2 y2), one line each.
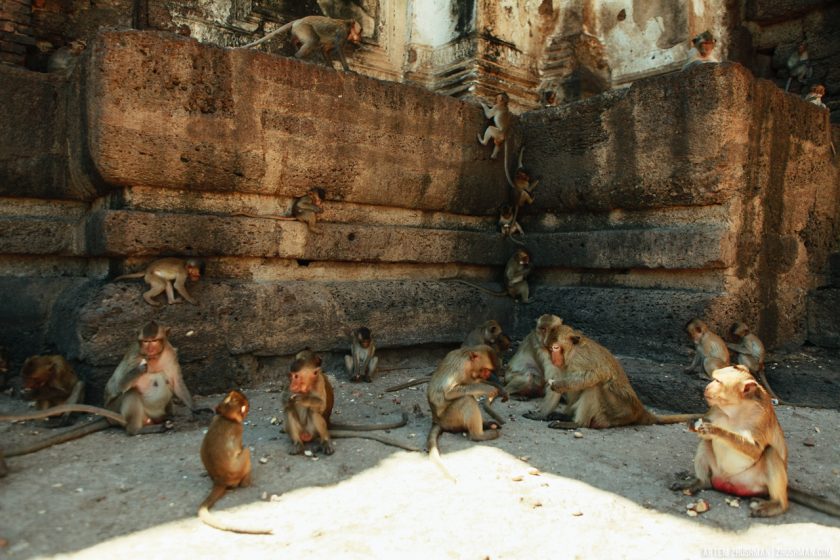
0 216 80 255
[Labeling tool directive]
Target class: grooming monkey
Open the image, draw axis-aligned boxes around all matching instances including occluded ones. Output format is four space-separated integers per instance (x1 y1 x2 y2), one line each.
20 355 84 427
235 188 326 233
345 327 378 383
455 248 532 303
199 390 273 535
502 314 564 400
284 350 420 455
525 323 699 428
116 257 203 306
684 318 730 379
671 365 840 518
498 205 525 245
477 92 512 160
243 16 362 72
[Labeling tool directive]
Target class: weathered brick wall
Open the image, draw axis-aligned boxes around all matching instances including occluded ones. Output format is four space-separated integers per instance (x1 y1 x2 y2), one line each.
0 0 33 66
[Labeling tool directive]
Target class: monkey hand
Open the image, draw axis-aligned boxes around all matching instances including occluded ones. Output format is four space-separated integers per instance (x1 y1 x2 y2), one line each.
693 419 715 439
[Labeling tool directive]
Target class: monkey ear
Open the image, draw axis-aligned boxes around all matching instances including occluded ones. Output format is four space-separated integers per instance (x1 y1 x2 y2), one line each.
742 380 759 396
570 335 581 345
164 326 172 337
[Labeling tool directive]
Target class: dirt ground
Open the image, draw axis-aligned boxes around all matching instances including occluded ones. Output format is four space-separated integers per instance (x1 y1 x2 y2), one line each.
1 346 839 560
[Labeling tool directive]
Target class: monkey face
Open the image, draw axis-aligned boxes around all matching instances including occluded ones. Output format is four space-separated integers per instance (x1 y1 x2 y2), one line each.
468 350 495 380
289 366 319 395
186 265 201 282
20 357 53 393
348 21 363 44
704 365 758 407
140 337 164 359
542 326 581 368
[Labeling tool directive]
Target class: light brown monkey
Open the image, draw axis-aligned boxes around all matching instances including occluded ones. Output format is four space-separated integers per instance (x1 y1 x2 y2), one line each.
47 39 86 75
115 257 203 306
235 188 326 233
726 322 779 402
456 248 532 303
104 321 194 435
804 84 827 109
199 390 272 535
525 323 699 428
670 365 840 518
284 350 419 455
344 327 378 383
786 42 811 92
503 314 563 400
477 93 512 160
505 146 539 224
243 16 362 71
682 30 718 70
19 355 84 427
498 205 525 245
684 318 730 379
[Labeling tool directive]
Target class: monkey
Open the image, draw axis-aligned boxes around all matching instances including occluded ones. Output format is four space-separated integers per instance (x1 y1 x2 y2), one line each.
235 188 326 233
284 350 420 455
505 146 539 224
477 92 512 160
115 257 203 306
670 365 840 518
785 43 811 92
455 248 532 303
684 318 730 379
682 30 718 70
243 16 362 72
502 314 564 401
426 345 503 480
498 205 525 245
726 322 780 402
46 39 86 75
524 323 699 429
19 355 84 427
803 84 827 109
344 327 378 383
199 390 273 535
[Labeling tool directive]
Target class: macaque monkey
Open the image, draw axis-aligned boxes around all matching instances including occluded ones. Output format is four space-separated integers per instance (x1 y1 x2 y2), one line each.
726 322 779 402
525 324 699 428
20 355 84 427
456 248 532 303
345 327 378 383
498 205 525 245
477 93 512 160
236 188 326 233
243 16 362 72
785 43 811 92
47 39 86 75
505 147 539 223
671 365 840 518
503 314 563 400
461 320 508 375
199 390 272 535
682 30 718 70
803 84 827 109
115 257 203 306
284 350 419 455
684 318 730 379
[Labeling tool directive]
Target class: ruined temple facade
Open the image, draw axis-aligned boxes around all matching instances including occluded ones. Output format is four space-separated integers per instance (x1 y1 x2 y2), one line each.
0 1 838 396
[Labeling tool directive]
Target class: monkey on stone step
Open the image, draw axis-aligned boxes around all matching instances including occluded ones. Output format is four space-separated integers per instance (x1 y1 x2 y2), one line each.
243 16 362 72
235 188 326 233
505 146 539 225
115 257 203 306
455 248 532 303
199 390 273 535
498 205 526 245
670 365 840 518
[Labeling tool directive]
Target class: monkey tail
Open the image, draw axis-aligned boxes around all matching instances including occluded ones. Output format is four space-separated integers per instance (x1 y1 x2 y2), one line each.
114 272 145 281
384 377 432 392
0 404 126 426
426 423 457 482
789 486 840 518
329 430 422 452
4 417 111 457
241 21 295 49
503 141 515 190
198 485 273 535
330 412 408 431
651 412 702 425
453 279 507 297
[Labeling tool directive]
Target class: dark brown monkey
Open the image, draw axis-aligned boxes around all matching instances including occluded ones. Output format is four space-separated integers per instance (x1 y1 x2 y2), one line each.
461 320 507 374
115 257 203 306
684 318 729 379
525 323 699 428
477 93 512 160
345 327 378 382
243 16 362 71
503 314 563 400
199 390 272 535
236 188 326 233
456 248 532 303
498 205 525 245
284 350 419 455
505 147 539 224
20 355 84 427
671 365 840 518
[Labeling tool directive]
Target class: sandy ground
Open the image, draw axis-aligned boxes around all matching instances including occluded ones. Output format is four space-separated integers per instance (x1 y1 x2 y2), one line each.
1 350 839 560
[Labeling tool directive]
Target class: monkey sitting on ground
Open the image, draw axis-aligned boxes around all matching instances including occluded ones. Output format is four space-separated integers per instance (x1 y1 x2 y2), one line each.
243 16 362 72
670 365 840 518
116 257 203 306
284 350 420 455
502 314 564 400
235 188 326 233
455 248 532 303
345 327 378 383
726 322 780 403
477 93 512 160
525 323 699 428
20 355 84 427
199 390 272 535
684 318 730 379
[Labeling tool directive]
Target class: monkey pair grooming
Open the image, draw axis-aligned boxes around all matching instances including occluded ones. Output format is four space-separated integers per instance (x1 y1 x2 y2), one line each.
501 314 563 399
243 16 362 72
235 188 326 233
284 350 420 455
671 365 840 518
116 257 203 306
455 248 532 303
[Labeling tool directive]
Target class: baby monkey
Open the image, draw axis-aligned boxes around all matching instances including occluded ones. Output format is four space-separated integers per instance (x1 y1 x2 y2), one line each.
345 327 378 383
116 257 203 306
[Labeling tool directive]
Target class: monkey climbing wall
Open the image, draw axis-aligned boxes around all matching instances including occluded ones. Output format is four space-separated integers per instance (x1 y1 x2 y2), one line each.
0 31 837 397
